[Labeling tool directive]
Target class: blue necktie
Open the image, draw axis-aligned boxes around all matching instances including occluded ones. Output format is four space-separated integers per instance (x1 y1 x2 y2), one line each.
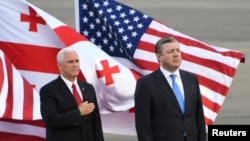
171 74 185 113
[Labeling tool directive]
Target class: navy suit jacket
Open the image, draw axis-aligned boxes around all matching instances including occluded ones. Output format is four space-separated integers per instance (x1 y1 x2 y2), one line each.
135 69 206 141
40 76 104 141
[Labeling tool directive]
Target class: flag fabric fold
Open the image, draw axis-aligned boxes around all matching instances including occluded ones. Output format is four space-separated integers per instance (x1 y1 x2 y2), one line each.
75 0 245 134
0 50 41 120
0 0 139 139
0 0 245 140
0 48 45 140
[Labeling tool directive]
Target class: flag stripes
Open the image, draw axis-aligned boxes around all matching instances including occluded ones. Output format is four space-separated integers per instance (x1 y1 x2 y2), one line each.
145 20 242 59
0 0 245 139
78 2 243 127
0 119 45 139
54 26 89 46
0 41 59 73
76 0 243 129
0 51 41 120
2 54 14 119
23 79 34 120
0 59 4 93
182 53 236 77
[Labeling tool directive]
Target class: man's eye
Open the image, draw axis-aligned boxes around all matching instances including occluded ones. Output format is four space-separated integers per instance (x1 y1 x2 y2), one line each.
167 49 180 53
167 50 174 53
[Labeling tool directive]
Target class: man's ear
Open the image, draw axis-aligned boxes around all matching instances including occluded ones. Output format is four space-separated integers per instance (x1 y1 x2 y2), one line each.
156 53 161 63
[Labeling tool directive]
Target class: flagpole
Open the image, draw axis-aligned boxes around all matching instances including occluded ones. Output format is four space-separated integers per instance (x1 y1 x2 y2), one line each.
74 0 80 31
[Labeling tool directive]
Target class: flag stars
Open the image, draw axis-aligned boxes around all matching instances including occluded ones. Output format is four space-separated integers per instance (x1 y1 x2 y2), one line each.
79 0 153 60
103 17 108 22
124 19 130 24
90 37 96 43
102 25 107 31
114 40 118 46
96 31 102 37
89 11 94 17
127 43 133 49
109 25 112 30
110 14 116 20
82 3 88 10
120 12 126 18
137 23 143 28
114 21 120 26
122 35 129 41
114 32 118 39
143 15 149 19
108 33 112 38
133 16 139 22
89 23 95 29
82 30 89 36
132 32 138 37
129 9 136 15
118 27 124 33
127 25 134 30
107 8 113 13
97 44 102 49
116 5 122 11
95 18 101 24
82 16 88 23
103 38 108 44
109 45 115 52
119 48 124 54
94 2 100 8
103 1 109 7
99 9 104 15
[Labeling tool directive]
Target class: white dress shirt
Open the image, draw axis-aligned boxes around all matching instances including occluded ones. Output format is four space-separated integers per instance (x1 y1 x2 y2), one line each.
160 67 185 100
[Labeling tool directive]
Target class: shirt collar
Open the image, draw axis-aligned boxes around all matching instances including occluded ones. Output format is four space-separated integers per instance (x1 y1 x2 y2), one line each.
60 75 77 88
160 66 180 78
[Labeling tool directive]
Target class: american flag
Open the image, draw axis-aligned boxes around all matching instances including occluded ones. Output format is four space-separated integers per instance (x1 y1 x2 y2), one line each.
77 0 155 72
76 0 244 127
0 0 245 139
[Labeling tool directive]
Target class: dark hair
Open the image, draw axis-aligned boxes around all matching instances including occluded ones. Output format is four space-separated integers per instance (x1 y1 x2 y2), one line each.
155 36 177 53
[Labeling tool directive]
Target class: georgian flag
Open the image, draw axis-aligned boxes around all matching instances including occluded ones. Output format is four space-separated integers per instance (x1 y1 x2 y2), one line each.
0 0 138 139
0 0 245 140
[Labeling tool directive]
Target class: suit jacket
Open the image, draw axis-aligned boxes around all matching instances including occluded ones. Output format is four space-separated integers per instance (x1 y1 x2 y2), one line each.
40 76 104 141
135 69 206 141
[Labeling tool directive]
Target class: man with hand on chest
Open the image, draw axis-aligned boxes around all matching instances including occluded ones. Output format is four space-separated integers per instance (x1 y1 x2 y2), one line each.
40 47 104 141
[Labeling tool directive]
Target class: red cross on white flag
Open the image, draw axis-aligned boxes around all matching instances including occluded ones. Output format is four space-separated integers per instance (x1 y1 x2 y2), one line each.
96 60 120 86
20 6 46 32
0 1 138 140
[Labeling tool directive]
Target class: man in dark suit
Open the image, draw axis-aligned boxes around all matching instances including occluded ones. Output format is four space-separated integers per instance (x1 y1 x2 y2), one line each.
134 36 206 141
40 47 104 141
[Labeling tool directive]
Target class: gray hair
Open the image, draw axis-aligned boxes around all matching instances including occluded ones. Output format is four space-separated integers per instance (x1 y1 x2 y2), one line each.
57 47 77 63
155 36 177 53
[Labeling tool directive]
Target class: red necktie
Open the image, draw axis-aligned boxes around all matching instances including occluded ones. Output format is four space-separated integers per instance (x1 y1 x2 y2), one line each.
72 84 82 105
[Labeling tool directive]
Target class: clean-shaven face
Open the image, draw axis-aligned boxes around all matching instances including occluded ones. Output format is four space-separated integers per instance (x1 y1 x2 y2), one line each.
58 51 80 81
157 40 182 72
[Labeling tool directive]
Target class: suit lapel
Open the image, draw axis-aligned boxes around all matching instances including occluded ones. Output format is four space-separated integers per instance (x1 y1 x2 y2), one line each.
154 69 182 112
180 70 192 115
57 76 78 106
77 81 86 102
